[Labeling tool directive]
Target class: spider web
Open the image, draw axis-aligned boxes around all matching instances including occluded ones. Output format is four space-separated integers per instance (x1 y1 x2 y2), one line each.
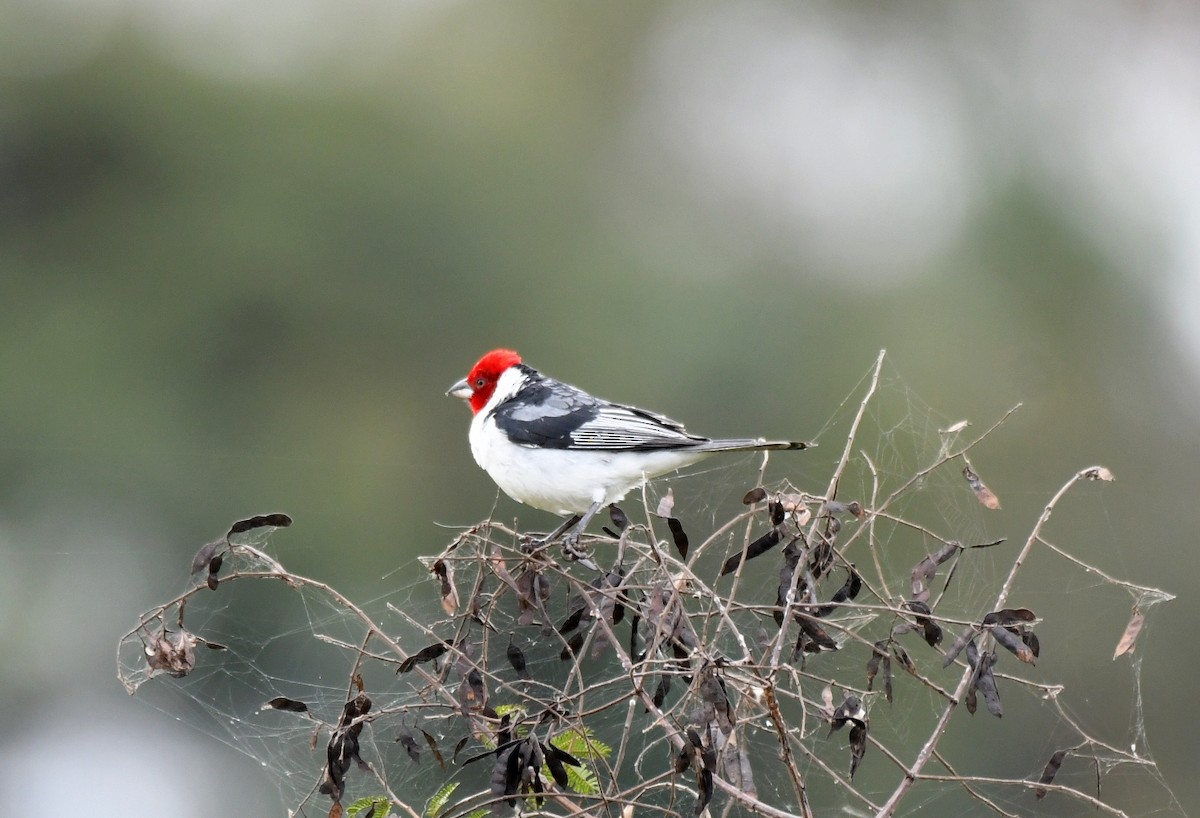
117 351 1182 818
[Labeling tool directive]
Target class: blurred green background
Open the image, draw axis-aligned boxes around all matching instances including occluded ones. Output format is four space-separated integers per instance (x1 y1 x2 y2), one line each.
2 1 1198 815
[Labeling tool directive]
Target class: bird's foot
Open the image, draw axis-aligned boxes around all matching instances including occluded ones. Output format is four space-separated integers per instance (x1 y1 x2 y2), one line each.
560 531 598 571
560 529 580 552
522 513 583 550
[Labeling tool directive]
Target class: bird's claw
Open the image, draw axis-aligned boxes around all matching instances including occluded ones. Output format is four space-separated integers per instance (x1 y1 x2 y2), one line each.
561 531 585 560
561 532 598 571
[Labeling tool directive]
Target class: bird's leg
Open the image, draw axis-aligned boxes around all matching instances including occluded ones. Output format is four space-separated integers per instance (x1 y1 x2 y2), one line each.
529 513 582 547
551 500 605 571
525 504 603 570
561 501 603 550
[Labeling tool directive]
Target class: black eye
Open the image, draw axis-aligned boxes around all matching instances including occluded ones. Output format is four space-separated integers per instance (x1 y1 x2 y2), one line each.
474 377 487 389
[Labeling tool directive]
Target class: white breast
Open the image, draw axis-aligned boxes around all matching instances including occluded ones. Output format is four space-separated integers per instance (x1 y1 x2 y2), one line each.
468 411 710 515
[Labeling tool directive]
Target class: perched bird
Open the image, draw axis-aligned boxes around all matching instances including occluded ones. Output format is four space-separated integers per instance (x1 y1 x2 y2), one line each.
447 349 807 547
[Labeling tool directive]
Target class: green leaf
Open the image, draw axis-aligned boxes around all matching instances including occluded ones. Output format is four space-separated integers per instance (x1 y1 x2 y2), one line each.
546 728 605 795
492 704 534 738
492 703 527 719
551 727 612 761
425 782 458 818
347 796 391 817
565 762 599 795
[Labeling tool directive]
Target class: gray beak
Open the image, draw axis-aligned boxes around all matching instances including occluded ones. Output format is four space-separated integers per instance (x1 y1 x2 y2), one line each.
447 377 472 400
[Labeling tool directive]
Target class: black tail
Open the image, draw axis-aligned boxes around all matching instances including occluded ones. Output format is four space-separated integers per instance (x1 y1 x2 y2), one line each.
696 438 810 453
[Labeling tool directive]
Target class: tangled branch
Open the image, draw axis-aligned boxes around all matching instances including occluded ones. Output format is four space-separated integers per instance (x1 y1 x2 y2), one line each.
117 355 1175 818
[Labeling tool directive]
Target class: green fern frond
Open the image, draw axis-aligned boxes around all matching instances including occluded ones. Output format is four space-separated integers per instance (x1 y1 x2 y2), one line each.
551 726 612 760
565 762 600 795
425 782 458 818
492 703 527 719
347 796 391 817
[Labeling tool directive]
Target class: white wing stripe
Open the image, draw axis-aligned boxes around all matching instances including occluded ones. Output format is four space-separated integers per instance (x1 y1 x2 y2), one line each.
568 406 701 449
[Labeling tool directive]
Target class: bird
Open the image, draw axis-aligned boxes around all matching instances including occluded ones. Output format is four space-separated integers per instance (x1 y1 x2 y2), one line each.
447 348 808 550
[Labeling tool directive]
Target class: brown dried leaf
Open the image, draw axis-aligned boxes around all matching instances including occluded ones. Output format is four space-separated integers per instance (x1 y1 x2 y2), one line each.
942 627 976 668
829 694 865 732
144 629 199 678
963 464 1001 509
1022 628 1041 659
699 666 735 731
904 600 943 647
559 631 585 661
816 567 862 616
848 721 868 779
866 641 886 691
991 624 1035 664
490 744 518 806
892 643 916 674
395 726 421 763
673 737 692 773
696 766 713 815
1035 749 1069 799
190 539 223 575
982 608 1037 627
263 697 309 714
431 559 458 616
506 636 530 680
1113 608 1145 659
974 651 1002 717
422 729 445 769
452 735 470 764
656 489 675 518
458 668 487 710
542 742 569 788
932 541 963 564
398 641 451 674
652 674 671 709
720 736 757 800
883 654 893 703
911 558 936 601
940 419 971 435
598 504 625 534
865 648 892 701
558 602 587 636
515 567 549 626
666 517 689 559
912 541 962 598
227 513 292 537
742 487 767 505
797 615 839 653
720 528 781 576
964 639 981 715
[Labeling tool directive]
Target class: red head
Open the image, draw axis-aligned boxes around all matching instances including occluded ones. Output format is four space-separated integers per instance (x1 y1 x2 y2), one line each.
449 348 523 414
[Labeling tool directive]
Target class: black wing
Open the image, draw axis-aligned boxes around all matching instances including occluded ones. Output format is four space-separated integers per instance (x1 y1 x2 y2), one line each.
491 369 708 451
